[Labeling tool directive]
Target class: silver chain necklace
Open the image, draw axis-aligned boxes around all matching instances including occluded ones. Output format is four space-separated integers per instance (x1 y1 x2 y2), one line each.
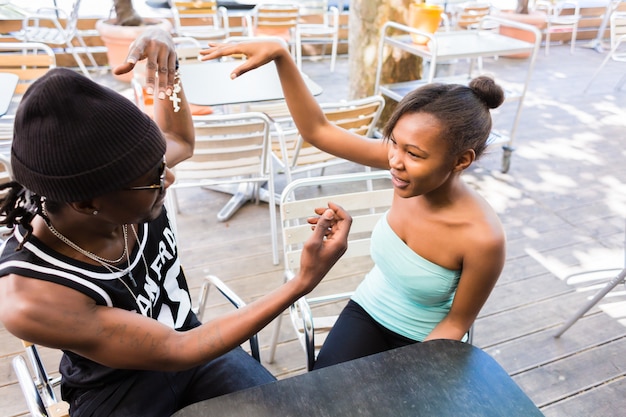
42 207 128 264
42 207 152 318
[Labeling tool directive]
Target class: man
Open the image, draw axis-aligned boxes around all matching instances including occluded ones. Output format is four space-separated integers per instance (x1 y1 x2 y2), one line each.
0 27 351 416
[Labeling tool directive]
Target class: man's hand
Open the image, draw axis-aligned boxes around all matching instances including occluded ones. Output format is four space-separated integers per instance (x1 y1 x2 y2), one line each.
294 202 352 295
113 27 177 100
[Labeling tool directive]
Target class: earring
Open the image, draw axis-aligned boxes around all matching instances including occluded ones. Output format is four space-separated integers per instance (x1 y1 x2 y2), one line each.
93 210 98 215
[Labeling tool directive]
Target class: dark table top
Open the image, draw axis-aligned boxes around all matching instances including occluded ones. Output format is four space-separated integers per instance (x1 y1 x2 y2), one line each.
172 339 544 417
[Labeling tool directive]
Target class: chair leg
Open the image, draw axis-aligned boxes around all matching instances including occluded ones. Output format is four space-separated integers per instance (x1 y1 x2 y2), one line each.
267 174 279 266
12 355 48 417
330 36 338 72
66 40 91 79
554 267 626 337
615 72 626 91
583 51 614 93
544 30 551 56
267 313 284 363
295 31 303 71
75 33 99 69
570 26 578 54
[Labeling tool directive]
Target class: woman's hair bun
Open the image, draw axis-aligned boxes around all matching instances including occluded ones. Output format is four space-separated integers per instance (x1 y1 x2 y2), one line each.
469 76 505 109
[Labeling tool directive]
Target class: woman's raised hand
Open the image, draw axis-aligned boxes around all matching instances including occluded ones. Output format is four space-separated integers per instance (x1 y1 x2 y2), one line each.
199 39 290 80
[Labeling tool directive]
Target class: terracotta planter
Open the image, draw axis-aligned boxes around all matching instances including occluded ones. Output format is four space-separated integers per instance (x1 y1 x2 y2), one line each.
495 10 546 58
96 18 173 82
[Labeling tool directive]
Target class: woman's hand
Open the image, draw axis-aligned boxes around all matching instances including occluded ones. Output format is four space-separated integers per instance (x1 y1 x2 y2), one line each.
113 27 177 100
199 39 290 79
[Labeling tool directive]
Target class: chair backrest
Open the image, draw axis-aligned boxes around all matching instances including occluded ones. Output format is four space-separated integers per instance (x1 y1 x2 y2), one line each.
279 170 393 370
274 95 385 180
173 36 203 63
248 3 300 40
170 0 229 39
456 2 491 30
298 0 331 24
12 341 69 417
0 42 56 95
173 112 274 184
610 11 626 60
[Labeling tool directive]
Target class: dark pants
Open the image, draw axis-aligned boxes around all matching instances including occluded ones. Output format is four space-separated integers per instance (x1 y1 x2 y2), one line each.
68 347 275 417
313 300 418 370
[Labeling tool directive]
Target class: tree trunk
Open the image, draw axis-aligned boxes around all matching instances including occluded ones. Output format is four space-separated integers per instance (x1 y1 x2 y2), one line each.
515 0 530 14
348 0 422 126
113 0 144 26
348 0 422 99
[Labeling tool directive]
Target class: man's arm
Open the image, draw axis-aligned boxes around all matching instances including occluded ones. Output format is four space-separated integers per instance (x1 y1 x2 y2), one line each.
113 27 195 168
0 204 351 371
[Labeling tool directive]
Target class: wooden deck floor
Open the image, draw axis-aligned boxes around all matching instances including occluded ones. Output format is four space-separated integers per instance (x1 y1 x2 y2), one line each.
2 40 626 416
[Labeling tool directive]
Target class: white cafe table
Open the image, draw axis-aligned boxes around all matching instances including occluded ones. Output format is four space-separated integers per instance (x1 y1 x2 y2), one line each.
178 60 323 221
179 59 322 107
0 72 18 117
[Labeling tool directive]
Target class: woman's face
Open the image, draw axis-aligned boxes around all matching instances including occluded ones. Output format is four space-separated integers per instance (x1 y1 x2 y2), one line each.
387 112 458 198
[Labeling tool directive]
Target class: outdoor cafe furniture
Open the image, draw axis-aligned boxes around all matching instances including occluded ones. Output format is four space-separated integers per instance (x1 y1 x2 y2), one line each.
373 17 541 174
0 73 18 117
172 339 544 417
177 58 322 224
179 59 322 107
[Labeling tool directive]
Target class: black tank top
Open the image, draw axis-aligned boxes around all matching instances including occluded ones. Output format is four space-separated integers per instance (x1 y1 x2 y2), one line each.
0 208 201 388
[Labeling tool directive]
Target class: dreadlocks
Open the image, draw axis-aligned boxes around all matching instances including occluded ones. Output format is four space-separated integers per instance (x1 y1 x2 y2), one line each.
0 182 43 250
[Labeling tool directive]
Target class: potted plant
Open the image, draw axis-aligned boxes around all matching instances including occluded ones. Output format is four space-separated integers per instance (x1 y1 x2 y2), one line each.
96 0 173 82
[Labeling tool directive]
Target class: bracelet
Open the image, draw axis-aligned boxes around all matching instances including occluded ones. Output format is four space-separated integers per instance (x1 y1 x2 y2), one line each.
170 69 182 113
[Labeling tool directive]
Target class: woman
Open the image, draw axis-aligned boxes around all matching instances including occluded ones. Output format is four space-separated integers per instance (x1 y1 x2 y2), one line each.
201 40 506 369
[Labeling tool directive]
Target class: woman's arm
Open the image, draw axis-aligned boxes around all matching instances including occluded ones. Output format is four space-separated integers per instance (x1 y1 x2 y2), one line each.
113 27 195 168
201 41 390 169
424 225 506 342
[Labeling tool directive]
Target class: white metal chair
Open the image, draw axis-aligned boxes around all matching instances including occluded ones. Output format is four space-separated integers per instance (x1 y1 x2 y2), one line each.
584 11 626 92
0 42 57 96
274 95 385 183
170 0 230 41
16 0 97 78
192 274 261 361
535 0 581 55
245 3 300 56
267 170 394 371
0 41 56 166
295 0 340 72
12 342 69 417
169 112 280 265
554 220 626 337
12 272 262 417
455 2 492 30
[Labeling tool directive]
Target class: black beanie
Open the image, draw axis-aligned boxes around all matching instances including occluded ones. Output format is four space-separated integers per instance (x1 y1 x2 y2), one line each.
11 68 166 202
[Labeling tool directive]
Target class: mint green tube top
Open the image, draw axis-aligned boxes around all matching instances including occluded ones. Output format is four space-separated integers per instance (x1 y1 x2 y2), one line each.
352 211 461 341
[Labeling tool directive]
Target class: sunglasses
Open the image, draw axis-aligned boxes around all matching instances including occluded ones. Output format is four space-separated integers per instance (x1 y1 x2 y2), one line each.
125 157 166 194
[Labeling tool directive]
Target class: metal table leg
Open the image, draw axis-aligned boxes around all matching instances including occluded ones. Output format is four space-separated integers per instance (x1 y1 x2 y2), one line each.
206 183 272 222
